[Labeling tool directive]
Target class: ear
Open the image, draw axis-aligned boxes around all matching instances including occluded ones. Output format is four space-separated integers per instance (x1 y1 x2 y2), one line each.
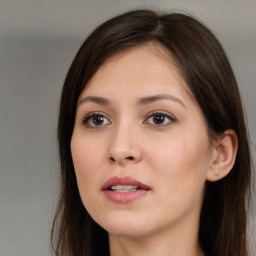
206 129 238 182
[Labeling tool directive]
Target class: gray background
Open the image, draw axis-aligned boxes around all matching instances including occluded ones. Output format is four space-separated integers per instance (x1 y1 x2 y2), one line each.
0 0 255 255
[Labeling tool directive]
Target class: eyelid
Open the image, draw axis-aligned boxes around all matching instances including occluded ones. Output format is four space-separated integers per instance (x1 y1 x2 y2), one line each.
143 110 176 126
145 110 176 119
80 110 176 128
81 112 111 128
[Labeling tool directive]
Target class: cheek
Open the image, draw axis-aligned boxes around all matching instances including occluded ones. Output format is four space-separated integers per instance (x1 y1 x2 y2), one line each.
146 139 209 222
70 136 107 221
70 135 105 198
149 135 209 170
147 133 210 198
71 133 105 172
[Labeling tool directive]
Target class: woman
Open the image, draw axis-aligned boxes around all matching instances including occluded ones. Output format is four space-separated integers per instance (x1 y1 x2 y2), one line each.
51 9 252 256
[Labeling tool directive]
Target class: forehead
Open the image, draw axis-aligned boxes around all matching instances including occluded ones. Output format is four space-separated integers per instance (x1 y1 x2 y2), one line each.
80 45 191 100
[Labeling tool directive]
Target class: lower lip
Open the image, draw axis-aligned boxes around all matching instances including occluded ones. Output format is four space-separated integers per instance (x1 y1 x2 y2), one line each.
104 190 149 203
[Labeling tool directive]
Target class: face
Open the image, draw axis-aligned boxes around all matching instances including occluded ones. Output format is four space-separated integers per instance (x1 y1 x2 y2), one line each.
71 45 214 239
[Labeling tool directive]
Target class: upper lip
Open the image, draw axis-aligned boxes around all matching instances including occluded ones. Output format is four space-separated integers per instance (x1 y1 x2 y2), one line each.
102 176 151 190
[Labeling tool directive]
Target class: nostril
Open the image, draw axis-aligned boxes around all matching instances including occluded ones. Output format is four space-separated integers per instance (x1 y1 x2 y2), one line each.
109 155 136 164
110 157 115 162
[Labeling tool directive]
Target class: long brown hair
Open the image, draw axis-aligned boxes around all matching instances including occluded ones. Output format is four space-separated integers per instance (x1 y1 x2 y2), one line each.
51 9 252 256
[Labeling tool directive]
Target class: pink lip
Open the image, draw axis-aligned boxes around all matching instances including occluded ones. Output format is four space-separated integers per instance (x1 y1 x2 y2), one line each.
102 176 151 203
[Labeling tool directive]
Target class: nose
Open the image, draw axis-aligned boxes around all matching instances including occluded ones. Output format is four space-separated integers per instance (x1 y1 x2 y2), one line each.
107 122 142 165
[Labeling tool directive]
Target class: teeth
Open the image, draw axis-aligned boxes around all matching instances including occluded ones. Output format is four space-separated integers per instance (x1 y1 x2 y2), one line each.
110 185 138 192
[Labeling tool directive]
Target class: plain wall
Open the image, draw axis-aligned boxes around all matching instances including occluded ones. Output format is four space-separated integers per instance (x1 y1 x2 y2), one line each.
0 0 255 255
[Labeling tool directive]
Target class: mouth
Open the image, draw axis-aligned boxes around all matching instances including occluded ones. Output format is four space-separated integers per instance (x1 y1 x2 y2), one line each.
102 176 151 191
108 185 141 192
102 176 151 203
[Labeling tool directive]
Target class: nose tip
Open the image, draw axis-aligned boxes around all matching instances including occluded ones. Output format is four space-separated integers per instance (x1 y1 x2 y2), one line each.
107 120 143 165
107 132 142 165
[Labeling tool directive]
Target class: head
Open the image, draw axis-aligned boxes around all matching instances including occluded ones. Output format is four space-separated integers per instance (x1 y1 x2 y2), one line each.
51 9 252 256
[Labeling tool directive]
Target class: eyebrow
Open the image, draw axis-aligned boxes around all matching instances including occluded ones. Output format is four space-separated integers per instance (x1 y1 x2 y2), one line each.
78 96 111 106
137 94 186 108
78 94 186 108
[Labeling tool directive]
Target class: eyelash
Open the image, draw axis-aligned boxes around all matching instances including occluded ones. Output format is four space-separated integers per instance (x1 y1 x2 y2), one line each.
82 111 176 128
144 111 176 126
82 112 111 128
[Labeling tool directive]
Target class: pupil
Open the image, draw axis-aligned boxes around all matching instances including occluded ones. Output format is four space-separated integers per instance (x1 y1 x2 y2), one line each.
153 115 164 124
93 116 104 125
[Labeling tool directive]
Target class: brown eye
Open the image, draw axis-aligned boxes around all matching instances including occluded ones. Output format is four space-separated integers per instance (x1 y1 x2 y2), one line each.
93 115 104 126
145 112 175 126
153 115 165 125
83 114 111 127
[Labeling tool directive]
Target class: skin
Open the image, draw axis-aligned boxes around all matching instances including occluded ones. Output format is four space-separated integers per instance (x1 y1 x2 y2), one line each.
71 45 237 256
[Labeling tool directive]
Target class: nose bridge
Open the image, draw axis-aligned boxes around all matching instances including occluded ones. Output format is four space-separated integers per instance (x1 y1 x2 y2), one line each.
108 116 141 164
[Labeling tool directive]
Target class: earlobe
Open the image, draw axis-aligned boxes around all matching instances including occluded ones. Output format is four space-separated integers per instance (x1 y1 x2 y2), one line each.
206 130 238 182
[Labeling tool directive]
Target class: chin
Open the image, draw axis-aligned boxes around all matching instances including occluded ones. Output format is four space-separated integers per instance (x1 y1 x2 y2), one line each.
95 214 163 239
